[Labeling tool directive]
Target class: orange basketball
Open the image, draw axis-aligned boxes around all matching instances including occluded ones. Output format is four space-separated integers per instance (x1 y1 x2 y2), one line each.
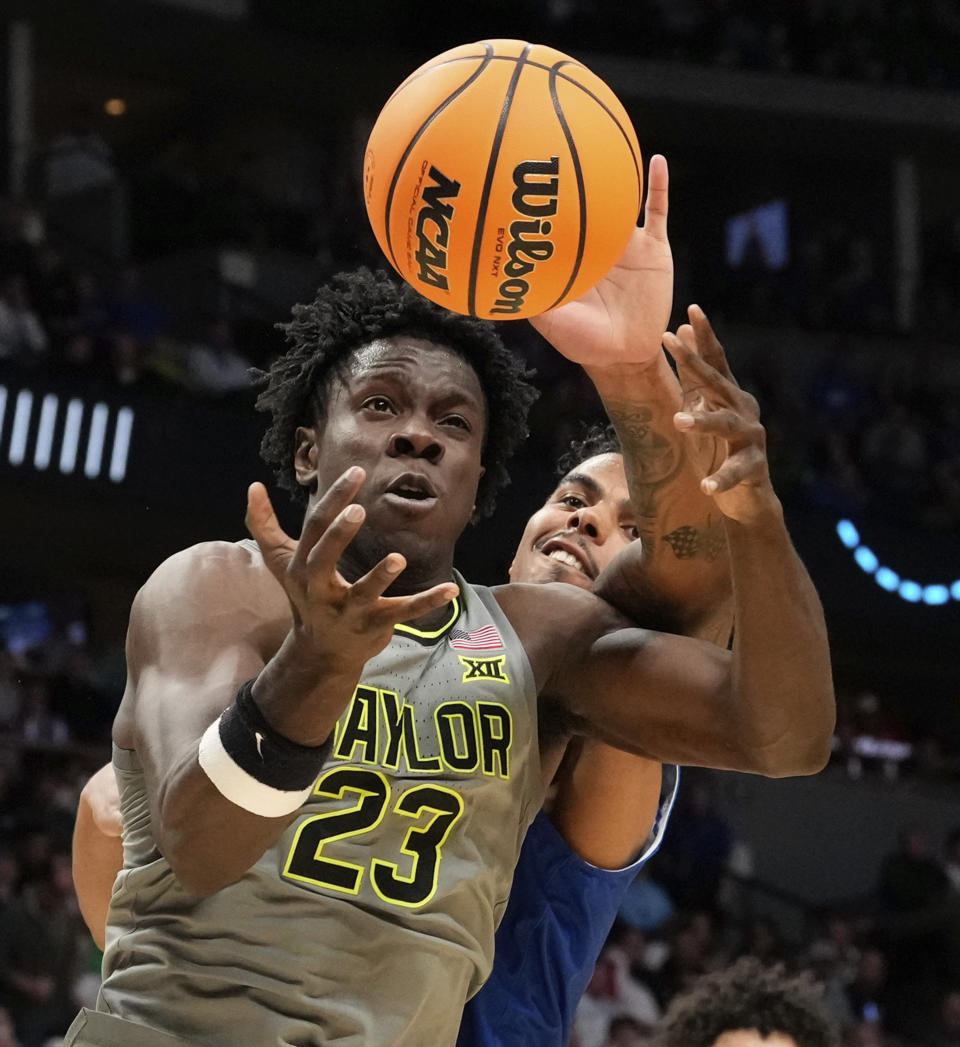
363 39 642 320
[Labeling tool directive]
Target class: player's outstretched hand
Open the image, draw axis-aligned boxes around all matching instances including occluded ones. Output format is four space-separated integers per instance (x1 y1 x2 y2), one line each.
664 306 778 525
245 470 459 674
528 153 672 370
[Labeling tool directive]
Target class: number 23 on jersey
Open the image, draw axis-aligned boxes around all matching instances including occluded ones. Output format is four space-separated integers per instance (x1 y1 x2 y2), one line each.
283 766 465 909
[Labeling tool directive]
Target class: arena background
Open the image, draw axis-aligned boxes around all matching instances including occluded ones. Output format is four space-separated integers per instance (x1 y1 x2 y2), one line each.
1 3 959 1046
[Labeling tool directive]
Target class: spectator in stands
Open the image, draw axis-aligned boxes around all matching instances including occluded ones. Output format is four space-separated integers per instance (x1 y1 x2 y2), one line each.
654 956 840 1047
649 778 733 913
25 245 72 338
41 112 116 199
646 910 714 1010
874 824 960 1039
99 264 164 346
843 948 891 1032
0 853 83 1047
601 1015 648 1047
573 928 661 1047
0 645 22 732
0 275 47 363
185 315 254 398
15 677 69 749
740 915 788 965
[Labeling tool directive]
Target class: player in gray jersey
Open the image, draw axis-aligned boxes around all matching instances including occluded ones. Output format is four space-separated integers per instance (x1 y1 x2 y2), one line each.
66 155 834 1047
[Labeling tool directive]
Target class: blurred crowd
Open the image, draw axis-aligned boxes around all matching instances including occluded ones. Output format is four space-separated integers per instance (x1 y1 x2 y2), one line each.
2 8 960 1043
2 691 960 1047
547 0 960 89
3 181 959 541
304 0 960 92
567 775 960 1047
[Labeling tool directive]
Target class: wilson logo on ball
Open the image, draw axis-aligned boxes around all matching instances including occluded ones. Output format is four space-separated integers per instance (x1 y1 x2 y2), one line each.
364 39 642 320
491 157 559 316
414 165 461 291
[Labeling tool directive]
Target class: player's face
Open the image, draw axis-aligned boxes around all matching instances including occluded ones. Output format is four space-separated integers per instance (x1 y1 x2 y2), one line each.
509 453 639 592
298 337 487 588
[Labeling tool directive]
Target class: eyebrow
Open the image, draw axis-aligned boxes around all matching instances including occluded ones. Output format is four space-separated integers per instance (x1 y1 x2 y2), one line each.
557 471 603 498
557 470 635 517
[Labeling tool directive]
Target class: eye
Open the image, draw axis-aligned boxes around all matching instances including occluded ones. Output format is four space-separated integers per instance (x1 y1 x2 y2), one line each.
558 494 586 509
622 523 641 541
441 414 470 431
362 396 394 413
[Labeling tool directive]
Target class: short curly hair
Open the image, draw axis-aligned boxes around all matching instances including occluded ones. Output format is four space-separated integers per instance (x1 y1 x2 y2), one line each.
254 268 538 519
655 958 839 1047
555 422 622 477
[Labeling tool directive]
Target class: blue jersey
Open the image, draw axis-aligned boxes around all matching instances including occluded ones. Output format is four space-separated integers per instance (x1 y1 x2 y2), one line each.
456 765 678 1047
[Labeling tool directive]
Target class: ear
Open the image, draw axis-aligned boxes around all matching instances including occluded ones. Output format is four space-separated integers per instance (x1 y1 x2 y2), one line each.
293 426 319 491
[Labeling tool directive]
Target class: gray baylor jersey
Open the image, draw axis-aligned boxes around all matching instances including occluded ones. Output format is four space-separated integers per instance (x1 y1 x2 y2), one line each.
96 571 543 1047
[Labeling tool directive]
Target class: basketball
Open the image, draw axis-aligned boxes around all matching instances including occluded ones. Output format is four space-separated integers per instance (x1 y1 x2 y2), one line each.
363 39 642 320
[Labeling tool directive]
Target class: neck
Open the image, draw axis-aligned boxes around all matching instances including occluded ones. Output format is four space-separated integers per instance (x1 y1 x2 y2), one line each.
338 534 456 598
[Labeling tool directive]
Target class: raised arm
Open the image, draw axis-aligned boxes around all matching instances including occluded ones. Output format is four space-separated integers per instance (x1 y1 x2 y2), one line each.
502 312 834 778
530 154 732 644
116 468 458 896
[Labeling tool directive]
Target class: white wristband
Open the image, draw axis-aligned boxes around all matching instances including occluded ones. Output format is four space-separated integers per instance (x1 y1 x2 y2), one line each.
198 715 315 818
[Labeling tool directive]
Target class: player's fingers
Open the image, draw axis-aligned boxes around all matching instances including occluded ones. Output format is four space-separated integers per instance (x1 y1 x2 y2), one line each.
298 467 366 553
700 445 769 495
688 304 738 385
301 501 367 581
246 483 298 559
374 581 461 628
641 154 668 239
347 553 409 604
665 330 738 401
674 406 764 444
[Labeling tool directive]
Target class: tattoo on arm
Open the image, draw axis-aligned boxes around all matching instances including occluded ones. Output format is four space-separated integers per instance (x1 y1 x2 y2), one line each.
663 517 727 561
605 404 682 507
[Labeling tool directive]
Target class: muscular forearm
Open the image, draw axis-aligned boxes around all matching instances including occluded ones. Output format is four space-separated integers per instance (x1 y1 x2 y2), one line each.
588 353 733 640
150 656 360 896
722 501 834 776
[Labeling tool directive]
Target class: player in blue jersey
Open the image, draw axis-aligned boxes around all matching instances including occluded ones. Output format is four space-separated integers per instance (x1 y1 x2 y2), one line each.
455 157 737 1047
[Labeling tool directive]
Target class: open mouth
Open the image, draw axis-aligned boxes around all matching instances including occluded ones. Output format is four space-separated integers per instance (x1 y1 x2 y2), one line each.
538 537 595 579
385 473 437 501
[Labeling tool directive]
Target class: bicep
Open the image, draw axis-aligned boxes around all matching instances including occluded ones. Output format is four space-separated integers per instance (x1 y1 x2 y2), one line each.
120 549 272 822
550 739 663 869
549 625 742 769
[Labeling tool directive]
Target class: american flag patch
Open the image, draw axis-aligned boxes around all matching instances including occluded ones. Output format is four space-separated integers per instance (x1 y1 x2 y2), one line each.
448 625 503 651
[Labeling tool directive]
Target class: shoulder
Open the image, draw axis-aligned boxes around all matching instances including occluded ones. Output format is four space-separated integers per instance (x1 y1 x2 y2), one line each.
133 540 271 618
491 581 628 691
126 540 287 673
115 541 286 746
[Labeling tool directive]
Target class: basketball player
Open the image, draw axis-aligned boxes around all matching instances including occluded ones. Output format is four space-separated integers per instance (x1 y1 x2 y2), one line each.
65 163 833 1046
654 958 840 1047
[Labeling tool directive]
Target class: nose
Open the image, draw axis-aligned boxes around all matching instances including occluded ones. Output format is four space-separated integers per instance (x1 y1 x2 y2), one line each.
567 505 606 541
388 422 443 464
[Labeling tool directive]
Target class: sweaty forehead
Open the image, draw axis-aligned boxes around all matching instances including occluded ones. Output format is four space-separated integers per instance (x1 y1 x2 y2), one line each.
346 337 484 400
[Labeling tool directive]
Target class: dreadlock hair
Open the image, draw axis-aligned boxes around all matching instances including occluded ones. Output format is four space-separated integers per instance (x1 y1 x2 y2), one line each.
655 958 840 1047
254 268 538 519
555 422 621 477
